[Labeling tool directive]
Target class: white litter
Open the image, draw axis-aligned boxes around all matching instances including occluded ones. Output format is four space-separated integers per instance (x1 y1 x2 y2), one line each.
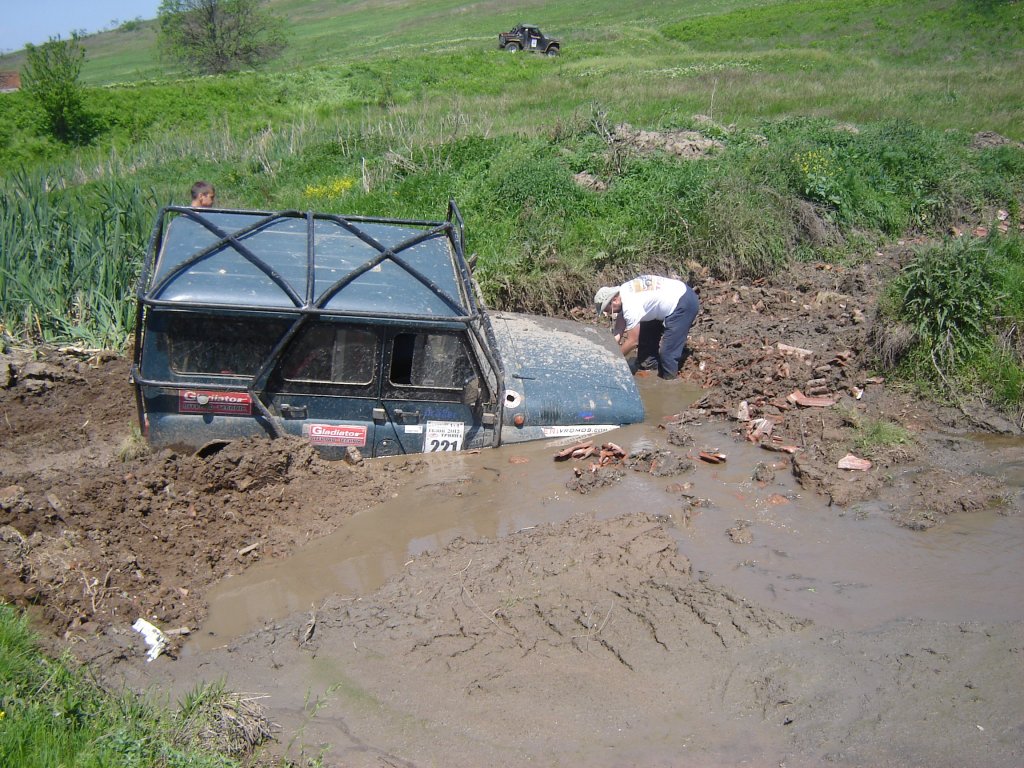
132 618 169 662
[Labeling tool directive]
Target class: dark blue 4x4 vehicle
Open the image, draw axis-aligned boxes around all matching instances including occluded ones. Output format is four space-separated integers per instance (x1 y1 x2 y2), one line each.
131 202 643 458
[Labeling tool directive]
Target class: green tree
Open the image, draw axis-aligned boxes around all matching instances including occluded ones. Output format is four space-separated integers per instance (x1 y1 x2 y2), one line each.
20 35 92 144
158 0 286 75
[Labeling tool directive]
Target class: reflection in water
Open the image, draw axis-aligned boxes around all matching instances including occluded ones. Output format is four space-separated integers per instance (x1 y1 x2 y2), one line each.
194 378 1024 651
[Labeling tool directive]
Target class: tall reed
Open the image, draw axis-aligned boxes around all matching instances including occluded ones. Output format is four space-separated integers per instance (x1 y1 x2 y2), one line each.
0 171 153 349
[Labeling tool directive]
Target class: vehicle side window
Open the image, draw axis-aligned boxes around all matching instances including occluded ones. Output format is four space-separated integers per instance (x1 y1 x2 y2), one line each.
389 332 474 389
282 325 376 384
167 315 288 376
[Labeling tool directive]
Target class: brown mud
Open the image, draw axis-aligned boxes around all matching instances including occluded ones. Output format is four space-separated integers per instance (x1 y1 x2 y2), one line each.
2 247 1023 767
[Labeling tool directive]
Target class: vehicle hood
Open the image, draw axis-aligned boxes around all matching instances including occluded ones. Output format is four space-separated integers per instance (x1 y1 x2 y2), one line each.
487 311 644 443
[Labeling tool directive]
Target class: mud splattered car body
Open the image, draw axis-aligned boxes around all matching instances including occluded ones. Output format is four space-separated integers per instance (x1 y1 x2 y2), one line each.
498 24 560 55
131 202 643 458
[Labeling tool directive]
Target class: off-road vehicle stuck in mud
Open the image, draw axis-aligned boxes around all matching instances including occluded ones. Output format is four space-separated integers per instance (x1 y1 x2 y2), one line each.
497 24 560 55
131 201 642 458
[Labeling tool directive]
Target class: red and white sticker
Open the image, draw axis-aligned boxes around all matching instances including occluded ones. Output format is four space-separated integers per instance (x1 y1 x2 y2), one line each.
179 390 252 415
303 423 368 447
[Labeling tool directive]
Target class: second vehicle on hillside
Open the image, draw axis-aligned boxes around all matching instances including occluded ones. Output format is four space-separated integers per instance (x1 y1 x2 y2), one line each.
498 24 560 56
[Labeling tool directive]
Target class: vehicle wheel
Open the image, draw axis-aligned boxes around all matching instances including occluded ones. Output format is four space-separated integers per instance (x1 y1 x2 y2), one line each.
505 42 520 52
546 46 560 57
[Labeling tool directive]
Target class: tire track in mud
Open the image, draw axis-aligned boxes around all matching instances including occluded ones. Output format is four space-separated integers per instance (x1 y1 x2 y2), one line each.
316 510 809 680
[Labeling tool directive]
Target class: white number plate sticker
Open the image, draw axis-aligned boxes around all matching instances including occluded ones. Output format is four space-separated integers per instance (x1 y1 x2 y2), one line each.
425 420 465 452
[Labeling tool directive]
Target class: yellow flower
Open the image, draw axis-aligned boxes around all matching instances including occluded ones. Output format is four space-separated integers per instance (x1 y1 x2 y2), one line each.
304 176 356 200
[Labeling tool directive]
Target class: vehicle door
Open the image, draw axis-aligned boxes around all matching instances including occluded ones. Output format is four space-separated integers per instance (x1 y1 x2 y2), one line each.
264 321 399 458
265 321 494 458
379 328 492 456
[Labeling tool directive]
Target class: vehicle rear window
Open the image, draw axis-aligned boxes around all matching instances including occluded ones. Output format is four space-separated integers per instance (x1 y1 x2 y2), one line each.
281 325 376 384
390 332 474 389
168 316 289 376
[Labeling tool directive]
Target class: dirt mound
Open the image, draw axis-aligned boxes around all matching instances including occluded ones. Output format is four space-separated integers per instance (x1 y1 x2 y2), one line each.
0 347 411 657
613 122 725 159
677 252 1020 518
572 122 725 192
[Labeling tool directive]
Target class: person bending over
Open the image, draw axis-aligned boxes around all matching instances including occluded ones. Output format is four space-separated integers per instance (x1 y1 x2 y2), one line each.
594 274 699 380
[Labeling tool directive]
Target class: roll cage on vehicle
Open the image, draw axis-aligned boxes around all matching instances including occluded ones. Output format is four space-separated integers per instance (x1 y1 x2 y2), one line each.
131 201 504 458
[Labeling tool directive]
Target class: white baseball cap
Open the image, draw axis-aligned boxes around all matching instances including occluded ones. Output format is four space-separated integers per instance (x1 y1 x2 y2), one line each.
594 286 618 315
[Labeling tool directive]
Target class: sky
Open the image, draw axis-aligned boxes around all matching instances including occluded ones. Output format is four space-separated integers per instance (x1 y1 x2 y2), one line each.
0 0 162 53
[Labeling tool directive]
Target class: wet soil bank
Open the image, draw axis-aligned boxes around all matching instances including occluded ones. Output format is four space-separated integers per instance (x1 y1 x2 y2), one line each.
1 248 1023 766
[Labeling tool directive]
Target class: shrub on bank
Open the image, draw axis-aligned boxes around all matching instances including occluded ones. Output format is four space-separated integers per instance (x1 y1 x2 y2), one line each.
875 233 1024 416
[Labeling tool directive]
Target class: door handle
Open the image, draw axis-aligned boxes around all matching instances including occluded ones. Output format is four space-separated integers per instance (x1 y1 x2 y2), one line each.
279 403 307 419
393 408 420 424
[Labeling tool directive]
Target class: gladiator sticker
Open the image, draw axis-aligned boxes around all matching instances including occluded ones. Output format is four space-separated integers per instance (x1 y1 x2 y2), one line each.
179 390 252 415
425 420 464 452
540 425 617 438
303 423 368 447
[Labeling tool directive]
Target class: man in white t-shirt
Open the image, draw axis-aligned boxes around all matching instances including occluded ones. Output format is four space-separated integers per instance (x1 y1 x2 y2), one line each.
594 275 699 380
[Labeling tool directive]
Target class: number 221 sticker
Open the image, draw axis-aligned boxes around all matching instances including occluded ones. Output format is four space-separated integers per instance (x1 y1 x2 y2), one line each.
425 420 465 452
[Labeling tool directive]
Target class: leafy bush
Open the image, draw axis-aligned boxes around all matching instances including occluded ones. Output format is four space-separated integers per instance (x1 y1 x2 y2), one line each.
878 233 1024 414
896 237 997 365
757 117 969 234
118 17 146 33
21 35 96 145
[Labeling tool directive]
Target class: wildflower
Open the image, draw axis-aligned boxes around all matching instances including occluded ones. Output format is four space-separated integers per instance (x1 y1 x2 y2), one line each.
304 177 356 199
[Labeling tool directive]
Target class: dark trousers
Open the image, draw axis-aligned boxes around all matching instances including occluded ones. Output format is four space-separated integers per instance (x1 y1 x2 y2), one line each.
634 322 663 372
632 290 700 378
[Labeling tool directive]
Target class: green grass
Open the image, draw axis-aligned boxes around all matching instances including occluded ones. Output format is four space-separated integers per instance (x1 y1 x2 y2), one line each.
0 605 267 766
837 405 913 457
854 418 912 457
0 0 1021 140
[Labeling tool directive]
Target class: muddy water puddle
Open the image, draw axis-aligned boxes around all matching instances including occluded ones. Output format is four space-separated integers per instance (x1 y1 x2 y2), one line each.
193 378 1024 651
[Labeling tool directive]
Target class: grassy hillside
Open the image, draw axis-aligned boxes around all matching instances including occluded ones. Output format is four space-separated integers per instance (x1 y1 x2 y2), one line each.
0 0 1020 138
0 0 1022 411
